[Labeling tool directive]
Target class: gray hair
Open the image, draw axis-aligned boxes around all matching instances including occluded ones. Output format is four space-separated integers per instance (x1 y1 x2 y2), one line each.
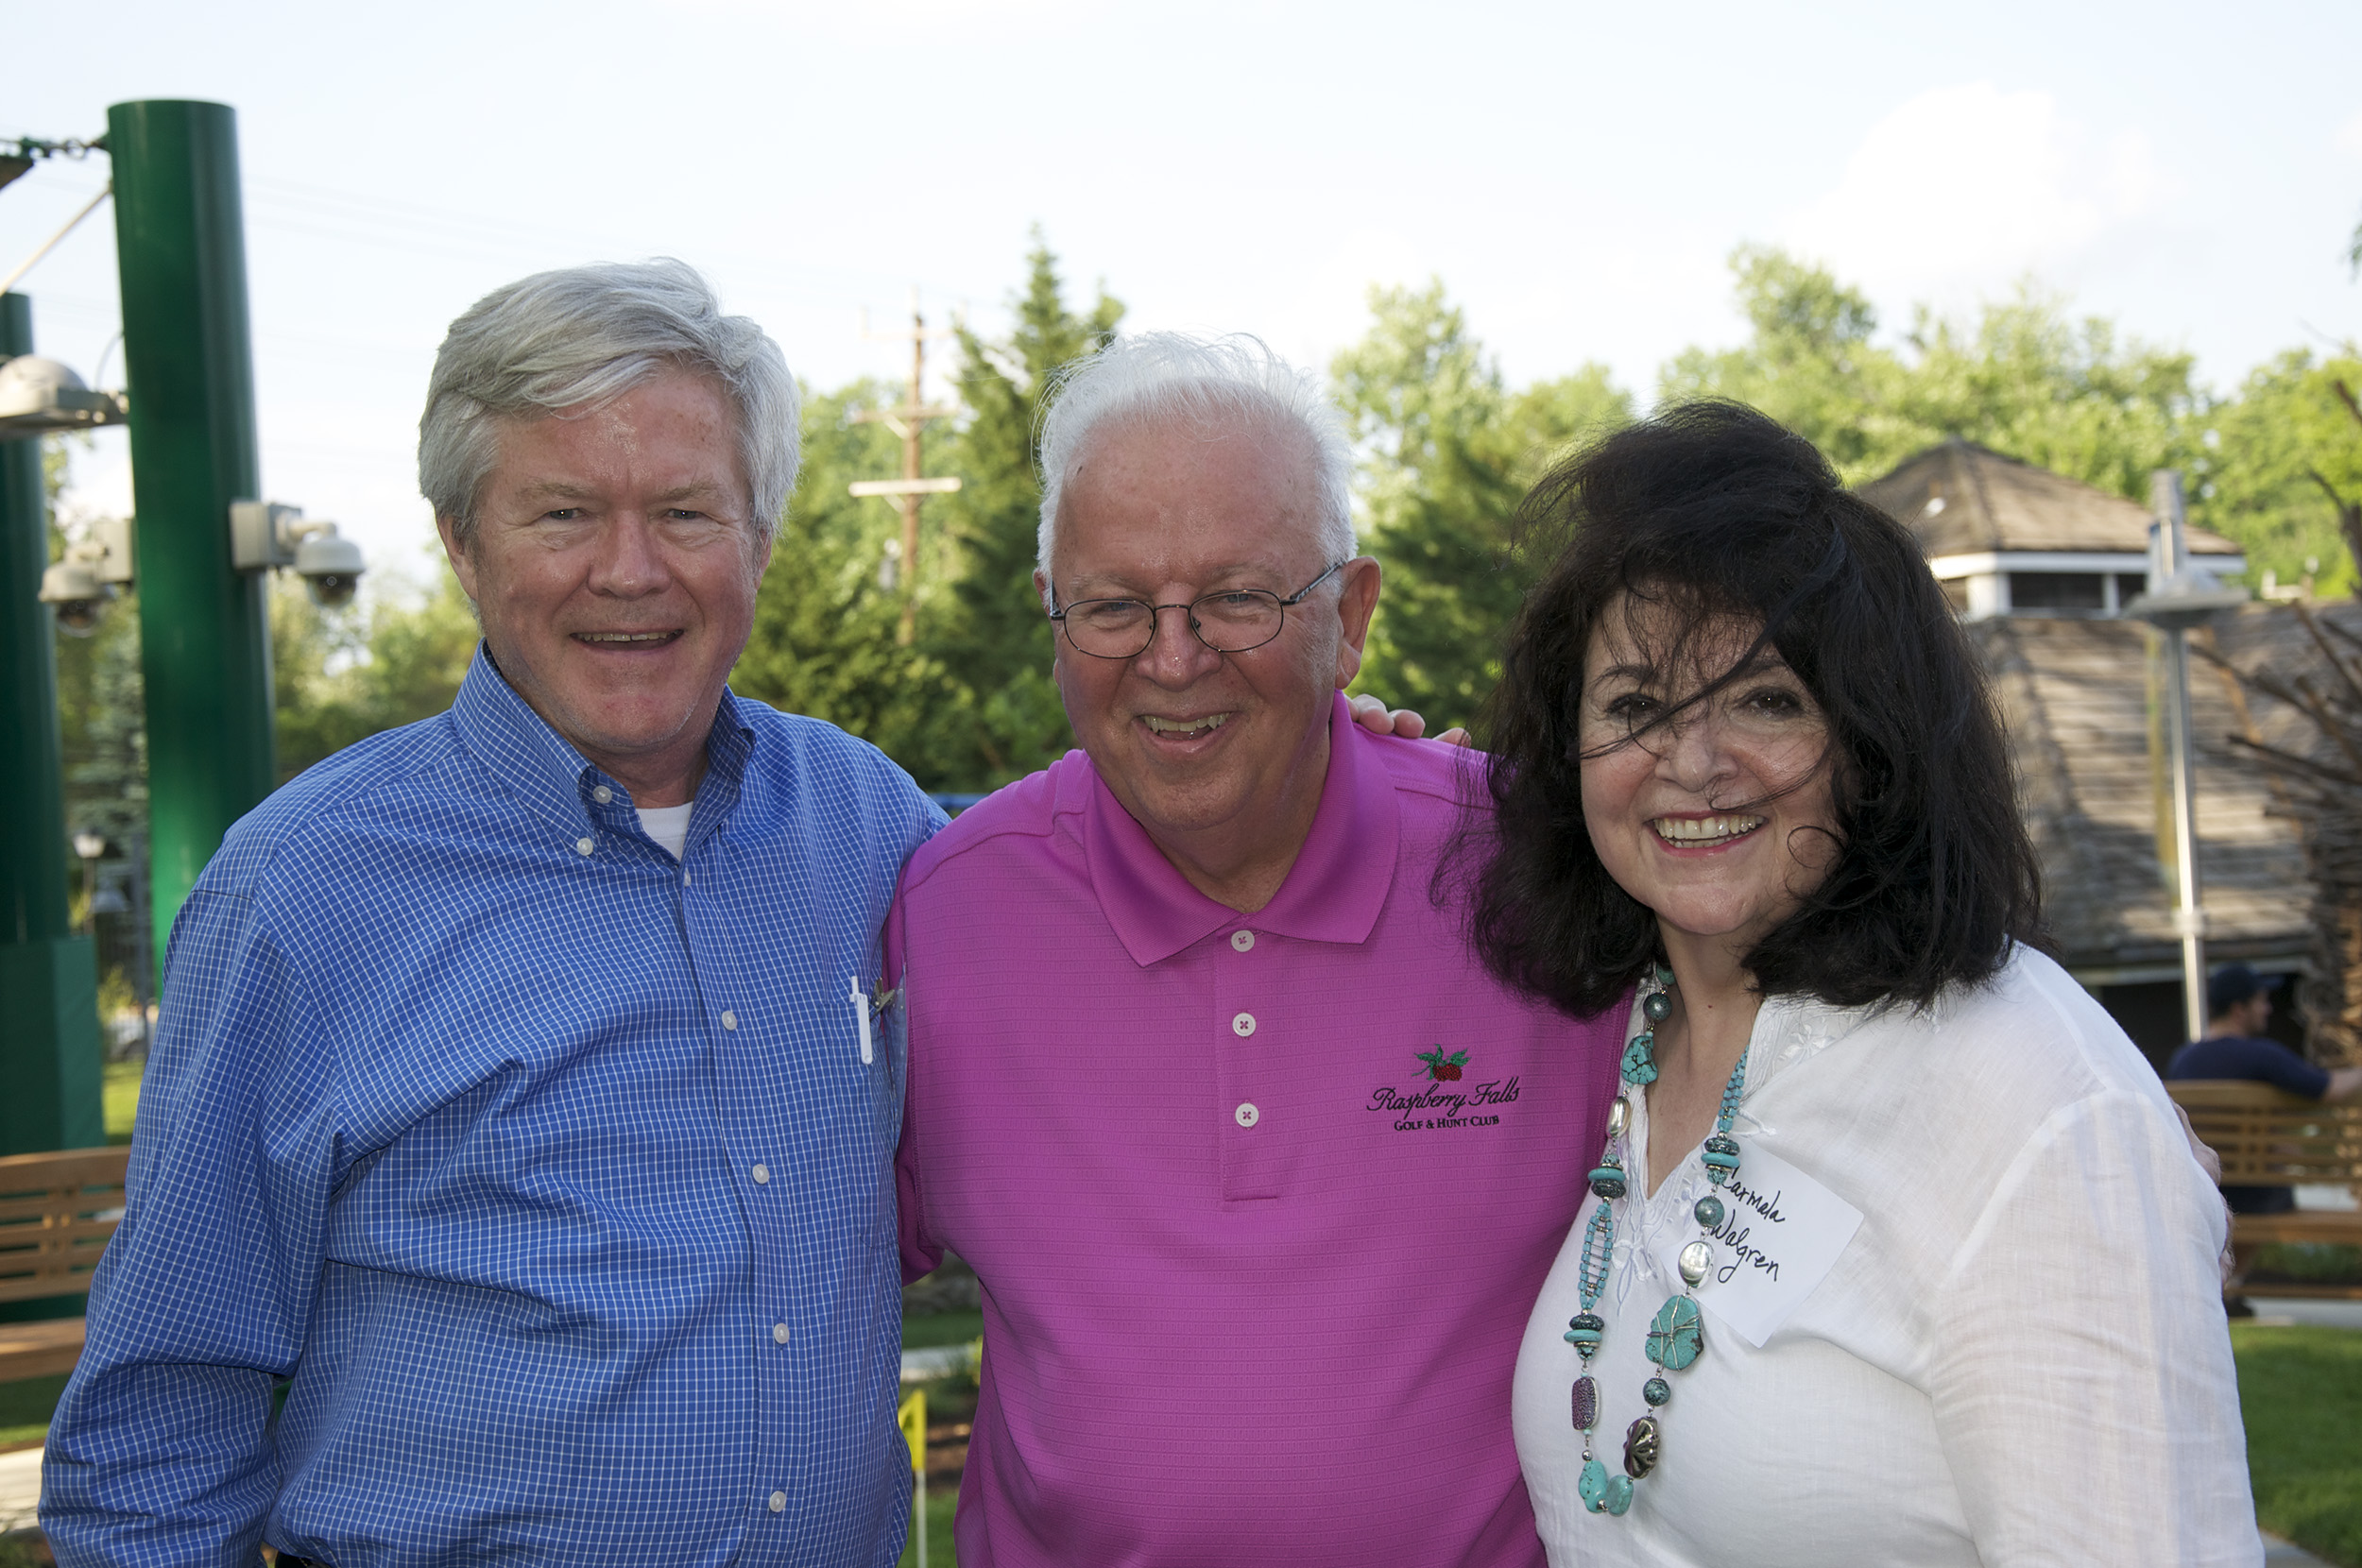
1036 332 1355 588
419 259 799 547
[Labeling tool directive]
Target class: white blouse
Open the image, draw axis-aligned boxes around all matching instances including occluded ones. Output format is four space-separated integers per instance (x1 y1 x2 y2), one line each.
1512 946 2259 1566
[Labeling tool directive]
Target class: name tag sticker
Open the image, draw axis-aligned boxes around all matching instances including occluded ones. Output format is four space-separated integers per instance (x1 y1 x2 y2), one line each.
1669 1143 1863 1348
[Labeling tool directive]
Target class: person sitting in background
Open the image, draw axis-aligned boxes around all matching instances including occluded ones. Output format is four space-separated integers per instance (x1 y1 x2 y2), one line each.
2168 963 2362 1217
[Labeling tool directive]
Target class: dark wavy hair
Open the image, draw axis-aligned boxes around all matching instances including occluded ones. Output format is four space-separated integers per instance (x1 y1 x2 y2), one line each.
1466 401 2044 1017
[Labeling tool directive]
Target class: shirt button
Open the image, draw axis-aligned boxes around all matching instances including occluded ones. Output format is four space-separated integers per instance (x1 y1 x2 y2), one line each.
1231 1012 1256 1037
683 870 693 885
574 837 594 857
591 785 613 804
721 1010 738 1031
768 1490 786 1513
773 1321 791 1345
1234 1101 1259 1128
1230 929 1255 952
752 1164 770 1185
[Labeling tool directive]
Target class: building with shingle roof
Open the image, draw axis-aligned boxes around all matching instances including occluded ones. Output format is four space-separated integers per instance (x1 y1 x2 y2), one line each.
1863 439 2244 620
1860 442 2313 1069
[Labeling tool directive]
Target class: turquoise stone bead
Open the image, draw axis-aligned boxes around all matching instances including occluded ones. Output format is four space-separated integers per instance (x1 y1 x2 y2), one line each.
1603 1474 1635 1515
1619 1035 1658 1086
1579 1457 1613 1513
1701 1133 1740 1187
1643 990 1672 1023
1564 1310 1604 1358
1587 1163 1628 1201
1644 1295 1704 1371
1692 1195 1724 1230
1643 1376 1671 1406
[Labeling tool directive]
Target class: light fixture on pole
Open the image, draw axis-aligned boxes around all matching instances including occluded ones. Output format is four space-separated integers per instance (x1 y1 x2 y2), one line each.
230 499 367 606
2120 470 2248 1045
0 352 126 439
37 514 134 634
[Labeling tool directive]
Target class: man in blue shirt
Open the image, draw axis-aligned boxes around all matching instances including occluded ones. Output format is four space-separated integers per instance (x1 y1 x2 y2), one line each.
2167 962 2362 1215
43 262 943 1566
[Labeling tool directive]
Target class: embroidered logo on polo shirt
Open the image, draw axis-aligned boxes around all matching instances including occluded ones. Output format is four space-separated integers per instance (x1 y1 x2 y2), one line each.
1367 1048 1519 1133
1414 1047 1468 1082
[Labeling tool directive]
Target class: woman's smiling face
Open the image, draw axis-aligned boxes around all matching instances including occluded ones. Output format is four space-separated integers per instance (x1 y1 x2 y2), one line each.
1578 592 1842 958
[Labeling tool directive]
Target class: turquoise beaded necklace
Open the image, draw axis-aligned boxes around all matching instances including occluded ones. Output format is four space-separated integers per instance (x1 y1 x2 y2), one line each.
1566 964 1748 1518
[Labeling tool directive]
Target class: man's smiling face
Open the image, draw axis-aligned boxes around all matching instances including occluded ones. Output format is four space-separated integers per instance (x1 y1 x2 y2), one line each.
1041 412 1378 886
438 367 769 801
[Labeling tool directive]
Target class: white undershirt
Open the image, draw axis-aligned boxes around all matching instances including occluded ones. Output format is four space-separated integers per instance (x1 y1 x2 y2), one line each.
1512 946 2257 1567
635 803 693 861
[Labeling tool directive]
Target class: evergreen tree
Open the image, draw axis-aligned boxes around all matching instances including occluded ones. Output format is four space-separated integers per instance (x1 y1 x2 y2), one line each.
1333 281 1630 730
927 232 1122 785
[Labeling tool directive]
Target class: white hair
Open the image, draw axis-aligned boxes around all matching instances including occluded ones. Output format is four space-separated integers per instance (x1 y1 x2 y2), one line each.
1035 332 1356 591
419 259 799 547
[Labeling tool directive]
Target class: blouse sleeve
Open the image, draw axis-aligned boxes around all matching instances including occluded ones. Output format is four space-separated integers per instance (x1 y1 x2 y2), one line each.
1926 1088 2260 1566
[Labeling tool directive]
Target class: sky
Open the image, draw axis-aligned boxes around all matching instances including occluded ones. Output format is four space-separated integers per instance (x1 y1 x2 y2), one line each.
5 0 2359 598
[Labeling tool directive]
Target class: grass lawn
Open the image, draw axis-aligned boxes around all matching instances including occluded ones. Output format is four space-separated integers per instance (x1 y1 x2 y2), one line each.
895 1476 959 1568
901 1311 983 1351
2234 1323 2362 1566
103 1059 141 1145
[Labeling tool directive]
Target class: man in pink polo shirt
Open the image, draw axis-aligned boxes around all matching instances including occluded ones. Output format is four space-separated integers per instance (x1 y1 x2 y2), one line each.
889 332 1623 1565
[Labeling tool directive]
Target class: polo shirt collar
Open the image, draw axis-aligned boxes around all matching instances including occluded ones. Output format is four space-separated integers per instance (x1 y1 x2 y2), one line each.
1085 691 1401 967
449 644 757 837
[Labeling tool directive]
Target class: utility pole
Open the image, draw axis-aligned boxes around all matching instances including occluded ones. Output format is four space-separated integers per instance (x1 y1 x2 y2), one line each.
107 99 274 961
2124 470 2247 1045
851 289 960 644
0 292 104 1154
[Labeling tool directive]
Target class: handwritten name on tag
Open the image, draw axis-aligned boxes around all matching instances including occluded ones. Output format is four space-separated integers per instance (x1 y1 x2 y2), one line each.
1664 1143 1863 1349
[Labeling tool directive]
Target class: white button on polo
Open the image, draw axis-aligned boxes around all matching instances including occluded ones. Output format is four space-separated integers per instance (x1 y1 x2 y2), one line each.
721 1010 739 1031
574 837 594 857
1231 1012 1257 1037
751 1164 770 1185
772 1321 791 1345
1234 1102 1259 1128
1230 929 1255 952
591 785 613 804
768 1490 787 1513
683 870 693 886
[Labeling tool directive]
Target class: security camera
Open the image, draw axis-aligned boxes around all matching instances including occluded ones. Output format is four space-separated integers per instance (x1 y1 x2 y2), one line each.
39 531 129 635
294 526 365 607
230 501 367 606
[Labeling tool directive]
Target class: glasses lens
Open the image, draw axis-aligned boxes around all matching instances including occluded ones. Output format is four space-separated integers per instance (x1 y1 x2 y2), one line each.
1192 590 1284 652
1067 599 1155 656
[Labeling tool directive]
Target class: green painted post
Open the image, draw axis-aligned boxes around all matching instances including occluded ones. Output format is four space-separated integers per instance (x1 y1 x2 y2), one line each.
107 100 274 963
0 293 104 1154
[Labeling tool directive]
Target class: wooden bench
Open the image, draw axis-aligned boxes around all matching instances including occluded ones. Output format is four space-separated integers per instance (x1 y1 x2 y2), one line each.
2168 1081 2362 1299
0 1148 129 1381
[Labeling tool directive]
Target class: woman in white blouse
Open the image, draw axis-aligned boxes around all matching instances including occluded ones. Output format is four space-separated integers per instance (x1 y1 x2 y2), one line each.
1467 402 2258 1565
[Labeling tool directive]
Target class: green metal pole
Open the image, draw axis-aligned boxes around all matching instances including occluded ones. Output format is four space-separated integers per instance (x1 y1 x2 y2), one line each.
107 100 274 964
0 293 103 1154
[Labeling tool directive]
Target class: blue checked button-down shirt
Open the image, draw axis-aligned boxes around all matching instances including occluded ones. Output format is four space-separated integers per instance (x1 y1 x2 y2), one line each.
43 652 944 1567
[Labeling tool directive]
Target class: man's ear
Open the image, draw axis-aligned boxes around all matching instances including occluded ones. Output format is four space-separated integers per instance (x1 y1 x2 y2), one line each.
1331 555 1381 690
436 514 481 601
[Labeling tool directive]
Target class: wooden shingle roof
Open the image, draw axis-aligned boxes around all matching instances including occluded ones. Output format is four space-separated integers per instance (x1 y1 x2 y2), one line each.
1975 604 2351 972
1861 440 2241 559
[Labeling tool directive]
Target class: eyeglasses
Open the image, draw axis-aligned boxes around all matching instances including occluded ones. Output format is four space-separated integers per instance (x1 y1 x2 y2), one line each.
1048 560 1348 659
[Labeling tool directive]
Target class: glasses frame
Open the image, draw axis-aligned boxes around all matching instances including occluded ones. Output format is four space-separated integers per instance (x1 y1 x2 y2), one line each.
1047 559 1350 660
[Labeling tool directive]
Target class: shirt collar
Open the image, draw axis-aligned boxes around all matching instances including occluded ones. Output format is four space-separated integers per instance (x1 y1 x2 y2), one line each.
449 644 757 837
1084 690 1402 967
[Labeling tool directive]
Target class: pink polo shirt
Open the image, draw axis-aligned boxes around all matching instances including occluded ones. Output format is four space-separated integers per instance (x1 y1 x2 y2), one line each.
891 693 1623 1567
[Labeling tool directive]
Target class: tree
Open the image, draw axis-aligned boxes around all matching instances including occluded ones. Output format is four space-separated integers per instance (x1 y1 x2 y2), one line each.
2195 349 2362 598
929 232 1122 786
1660 247 2207 500
1333 281 1630 728
731 379 956 775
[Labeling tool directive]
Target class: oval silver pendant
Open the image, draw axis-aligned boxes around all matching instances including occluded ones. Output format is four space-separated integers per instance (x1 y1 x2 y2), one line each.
1623 1415 1661 1478
1606 1096 1632 1139
1678 1239 1712 1287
